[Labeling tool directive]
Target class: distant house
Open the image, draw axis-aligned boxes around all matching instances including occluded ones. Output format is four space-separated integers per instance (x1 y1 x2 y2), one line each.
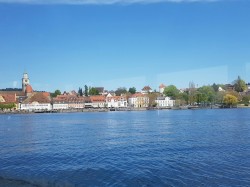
83 96 92 108
155 97 175 108
218 87 225 92
225 84 235 91
68 96 85 109
0 93 18 110
69 90 78 96
52 95 69 110
52 95 85 110
141 86 153 94
128 93 149 108
246 83 250 92
21 92 52 111
90 95 106 108
106 93 127 108
159 84 166 94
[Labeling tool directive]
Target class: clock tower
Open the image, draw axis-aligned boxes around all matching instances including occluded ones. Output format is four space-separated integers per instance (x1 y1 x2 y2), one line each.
22 72 30 93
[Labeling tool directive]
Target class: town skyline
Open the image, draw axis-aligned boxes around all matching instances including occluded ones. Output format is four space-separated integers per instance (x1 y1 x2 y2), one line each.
1 0 250 91
0 72 248 94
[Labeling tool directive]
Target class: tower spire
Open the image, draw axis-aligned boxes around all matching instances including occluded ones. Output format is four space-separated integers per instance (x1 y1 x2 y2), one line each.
22 72 30 92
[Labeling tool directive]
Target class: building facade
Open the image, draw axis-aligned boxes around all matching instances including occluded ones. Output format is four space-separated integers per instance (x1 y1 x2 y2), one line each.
106 94 127 108
20 92 52 111
52 95 85 110
129 93 149 108
90 95 106 108
155 97 175 108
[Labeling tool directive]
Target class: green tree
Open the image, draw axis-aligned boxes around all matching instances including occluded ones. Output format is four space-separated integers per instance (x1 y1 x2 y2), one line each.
223 94 238 108
0 103 16 110
89 87 99 95
188 81 197 105
197 86 216 103
128 87 136 94
115 87 127 96
212 83 219 92
176 92 189 105
84 85 89 96
163 85 179 99
51 90 61 98
148 93 159 107
78 87 83 96
234 76 247 92
215 91 226 104
241 95 250 106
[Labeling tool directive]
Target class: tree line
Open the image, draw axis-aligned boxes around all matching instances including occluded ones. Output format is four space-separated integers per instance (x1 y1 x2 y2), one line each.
163 76 249 108
50 76 249 108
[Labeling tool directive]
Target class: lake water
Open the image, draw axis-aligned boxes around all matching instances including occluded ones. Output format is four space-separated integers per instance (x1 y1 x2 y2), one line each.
0 109 250 186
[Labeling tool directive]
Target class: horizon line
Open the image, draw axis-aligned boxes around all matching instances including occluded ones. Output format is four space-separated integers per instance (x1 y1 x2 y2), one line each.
0 0 222 5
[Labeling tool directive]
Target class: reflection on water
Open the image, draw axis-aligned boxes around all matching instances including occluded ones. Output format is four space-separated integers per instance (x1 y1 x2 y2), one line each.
0 109 250 186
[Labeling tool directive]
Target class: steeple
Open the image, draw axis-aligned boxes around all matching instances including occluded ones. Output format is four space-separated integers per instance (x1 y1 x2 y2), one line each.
22 72 30 93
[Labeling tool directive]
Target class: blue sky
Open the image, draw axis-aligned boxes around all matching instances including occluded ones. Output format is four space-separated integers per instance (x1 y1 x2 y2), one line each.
0 0 250 92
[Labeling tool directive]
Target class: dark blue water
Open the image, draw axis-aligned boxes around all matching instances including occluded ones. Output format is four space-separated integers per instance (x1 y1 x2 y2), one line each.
0 109 250 187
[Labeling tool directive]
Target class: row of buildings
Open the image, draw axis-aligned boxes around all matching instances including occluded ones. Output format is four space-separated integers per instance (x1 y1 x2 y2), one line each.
0 73 175 112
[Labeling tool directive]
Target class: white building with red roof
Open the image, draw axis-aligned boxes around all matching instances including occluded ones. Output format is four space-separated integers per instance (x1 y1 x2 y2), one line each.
90 95 106 108
106 93 127 108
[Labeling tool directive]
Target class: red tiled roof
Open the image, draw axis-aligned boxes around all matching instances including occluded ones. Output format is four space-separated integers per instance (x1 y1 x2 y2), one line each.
53 95 85 103
90 95 106 103
0 91 25 96
23 92 51 104
130 93 146 98
159 84 166 88
42 92 50 97
0 93 17 103
26 84 33 93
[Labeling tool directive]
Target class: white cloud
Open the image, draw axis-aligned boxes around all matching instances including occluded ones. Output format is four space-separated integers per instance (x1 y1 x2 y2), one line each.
0 0 220 5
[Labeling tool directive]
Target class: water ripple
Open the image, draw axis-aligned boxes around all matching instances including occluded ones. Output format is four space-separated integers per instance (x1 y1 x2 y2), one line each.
0 110 250 186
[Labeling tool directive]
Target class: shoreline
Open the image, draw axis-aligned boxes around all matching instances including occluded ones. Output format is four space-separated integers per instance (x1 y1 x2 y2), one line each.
0 105 249 115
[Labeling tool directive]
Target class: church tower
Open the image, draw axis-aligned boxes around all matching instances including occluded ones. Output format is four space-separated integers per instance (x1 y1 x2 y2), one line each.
22 72 30 92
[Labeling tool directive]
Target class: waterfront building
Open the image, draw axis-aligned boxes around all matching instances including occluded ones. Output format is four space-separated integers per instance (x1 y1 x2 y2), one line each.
20 92 52 111
106 93 128 108
52 95 85 110
90 95 106 108
68 96 85 109
52 95 69 110
155 97 175 108
128 93 149 108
